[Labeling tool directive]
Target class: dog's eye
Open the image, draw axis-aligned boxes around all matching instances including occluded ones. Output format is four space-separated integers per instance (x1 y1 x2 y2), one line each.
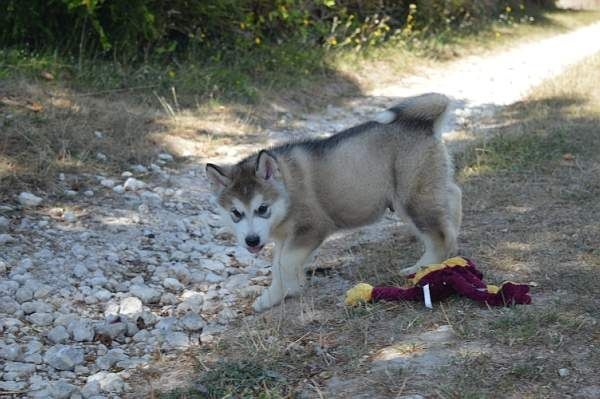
256 204 270 217
231 208 243 222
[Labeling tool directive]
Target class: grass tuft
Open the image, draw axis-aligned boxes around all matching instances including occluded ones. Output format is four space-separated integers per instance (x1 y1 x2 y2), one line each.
160 360 287 399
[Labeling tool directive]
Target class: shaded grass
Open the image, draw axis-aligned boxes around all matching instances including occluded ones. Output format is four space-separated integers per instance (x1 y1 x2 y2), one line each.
159 360 287 399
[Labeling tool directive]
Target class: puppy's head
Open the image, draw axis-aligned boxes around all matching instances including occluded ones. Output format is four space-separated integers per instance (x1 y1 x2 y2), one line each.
206 150 288 254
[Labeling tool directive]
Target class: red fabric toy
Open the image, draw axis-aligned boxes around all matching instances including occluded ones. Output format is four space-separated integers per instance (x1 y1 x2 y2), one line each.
345 257 531 307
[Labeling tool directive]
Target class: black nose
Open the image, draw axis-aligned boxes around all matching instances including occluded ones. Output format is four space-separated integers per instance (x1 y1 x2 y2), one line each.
245 235 260 247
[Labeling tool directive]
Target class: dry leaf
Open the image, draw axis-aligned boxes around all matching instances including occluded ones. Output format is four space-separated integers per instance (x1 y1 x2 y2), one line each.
563 153 574 161
26 101 44 112
40 71 55 81
1 97 44 112
0 96 21 107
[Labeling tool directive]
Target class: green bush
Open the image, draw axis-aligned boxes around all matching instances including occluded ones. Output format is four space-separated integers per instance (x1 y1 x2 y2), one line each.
1 0 556 61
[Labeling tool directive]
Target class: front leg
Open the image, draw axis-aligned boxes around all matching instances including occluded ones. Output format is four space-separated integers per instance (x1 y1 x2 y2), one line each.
252 239 319 312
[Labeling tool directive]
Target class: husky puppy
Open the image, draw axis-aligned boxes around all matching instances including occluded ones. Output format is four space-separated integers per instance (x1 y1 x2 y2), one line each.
206 93 462 312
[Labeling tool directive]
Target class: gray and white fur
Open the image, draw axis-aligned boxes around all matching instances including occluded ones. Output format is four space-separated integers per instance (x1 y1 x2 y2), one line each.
206 93 461 312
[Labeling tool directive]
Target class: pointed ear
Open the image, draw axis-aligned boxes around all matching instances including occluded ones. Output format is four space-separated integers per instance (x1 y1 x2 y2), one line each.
205 163 231 192
255 150 281 181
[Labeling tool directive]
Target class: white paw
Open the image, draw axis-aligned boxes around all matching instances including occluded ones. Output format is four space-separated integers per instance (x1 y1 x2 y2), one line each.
252 287 283 312
400 265 422 277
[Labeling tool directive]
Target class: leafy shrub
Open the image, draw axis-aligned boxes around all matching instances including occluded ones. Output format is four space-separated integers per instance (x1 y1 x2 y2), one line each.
1 0 556 61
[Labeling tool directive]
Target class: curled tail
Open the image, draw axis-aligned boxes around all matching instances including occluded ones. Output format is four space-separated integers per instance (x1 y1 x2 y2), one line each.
374 93 450 136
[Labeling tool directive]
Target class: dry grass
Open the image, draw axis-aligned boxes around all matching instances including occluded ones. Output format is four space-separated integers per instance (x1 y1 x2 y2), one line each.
0 79 159 200
0 80 267 201
152 54 600 399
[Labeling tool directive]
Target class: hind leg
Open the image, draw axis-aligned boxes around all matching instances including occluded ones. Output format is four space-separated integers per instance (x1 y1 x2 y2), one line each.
399 191 459 276
448 182 462 235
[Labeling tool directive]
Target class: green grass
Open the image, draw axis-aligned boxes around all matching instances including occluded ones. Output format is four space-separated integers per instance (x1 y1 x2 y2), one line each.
458 130 572 173
160 360 288 399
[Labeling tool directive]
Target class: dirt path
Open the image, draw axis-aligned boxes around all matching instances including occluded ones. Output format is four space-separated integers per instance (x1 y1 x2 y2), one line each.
2 23 600 398
259 21 600 149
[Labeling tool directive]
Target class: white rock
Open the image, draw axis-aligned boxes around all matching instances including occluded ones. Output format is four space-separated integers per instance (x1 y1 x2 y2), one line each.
0 381 27 391
75 365 90 375
163 277 184 292
29 374 46 391
64 189 78 197
0 343 22 361
159 294 176 308
0 233 14 244
68 319 95 342
559 368 570 377
63 211 77 223
131 164 148 173
158 153 174 162
218 308 237 324
139 310 158 327
94 131 104 139
112 185 125 194
123 178 146 191
96 349 128 370
155 317 179 332
15 286 34 303
95 322 127 340
201 259 226 273
22 351 42 364
172 266 192 285
49 380 77 399
100 179 115 188
83 190 94 197
150 163 162 172
180 312 206 332
0 216 10 231
94 289 113 301
18 192 43 207
4 361 36 379
44 345 85 371
177 292 204 314
19 258 34 270
47 325 70 344
238 285 263 298
162 332 190 349
53 313 79 327
129 284 161 304
224 274 251 290
27 312 54 326
96 152 107 161
200 330 216 345
87 371 126 393
22 300 53 314
141 191 161 205
205 272 224 283
121 171 133 178
1 318 24 330
119 297 143 319
81 380 101 398
24 340 43 355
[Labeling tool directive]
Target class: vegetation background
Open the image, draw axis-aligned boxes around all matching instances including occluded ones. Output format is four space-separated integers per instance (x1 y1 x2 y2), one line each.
1 0 558 101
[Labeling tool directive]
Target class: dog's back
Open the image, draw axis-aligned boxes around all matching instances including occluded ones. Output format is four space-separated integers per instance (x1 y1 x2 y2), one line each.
270 93 452 233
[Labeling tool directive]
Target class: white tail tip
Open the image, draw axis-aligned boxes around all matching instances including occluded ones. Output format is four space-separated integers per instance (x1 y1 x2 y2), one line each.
374 110 397 124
